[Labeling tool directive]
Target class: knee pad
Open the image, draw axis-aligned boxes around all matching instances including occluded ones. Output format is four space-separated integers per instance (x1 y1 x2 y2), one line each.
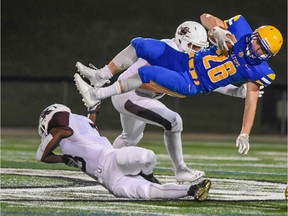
170 113 183 133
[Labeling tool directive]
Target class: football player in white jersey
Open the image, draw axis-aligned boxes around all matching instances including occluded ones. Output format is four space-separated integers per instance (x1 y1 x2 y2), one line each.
74 21 264 183
35 103 211 200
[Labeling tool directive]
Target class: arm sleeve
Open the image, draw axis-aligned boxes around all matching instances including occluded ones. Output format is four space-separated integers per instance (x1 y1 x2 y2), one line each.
224 15 253 41
47 112 71 133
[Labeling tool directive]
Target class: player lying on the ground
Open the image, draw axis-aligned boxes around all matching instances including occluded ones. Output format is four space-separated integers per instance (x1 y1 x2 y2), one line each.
74 13 283 156
35 103 211 200
74 21 264 183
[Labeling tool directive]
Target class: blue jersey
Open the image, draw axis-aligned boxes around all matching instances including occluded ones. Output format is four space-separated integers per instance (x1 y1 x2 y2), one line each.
194 15 275 93
131 15 275 96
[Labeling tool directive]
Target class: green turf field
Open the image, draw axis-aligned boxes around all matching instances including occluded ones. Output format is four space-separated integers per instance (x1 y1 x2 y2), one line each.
1 132 287 215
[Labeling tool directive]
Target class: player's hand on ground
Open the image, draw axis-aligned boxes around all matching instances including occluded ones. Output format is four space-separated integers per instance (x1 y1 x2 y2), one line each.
212 26 235 51
236 134 250 154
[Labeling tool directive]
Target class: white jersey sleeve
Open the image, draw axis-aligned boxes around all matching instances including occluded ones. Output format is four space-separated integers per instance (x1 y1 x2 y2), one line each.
58 113 113 176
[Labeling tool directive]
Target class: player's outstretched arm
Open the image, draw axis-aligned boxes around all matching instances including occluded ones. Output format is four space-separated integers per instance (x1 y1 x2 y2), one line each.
200 13 235 51
236 82 260 154
200 13 225 31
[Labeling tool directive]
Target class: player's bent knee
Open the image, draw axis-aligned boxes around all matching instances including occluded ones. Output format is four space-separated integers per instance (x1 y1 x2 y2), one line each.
170 113 183 133
131 37 166 60
145 150 157 165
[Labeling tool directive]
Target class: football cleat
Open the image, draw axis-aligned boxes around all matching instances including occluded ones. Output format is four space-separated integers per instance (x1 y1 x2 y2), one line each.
74 73 100 108
75 62 111 87
197 179 212 191
175 166 205 183
188 179 211 201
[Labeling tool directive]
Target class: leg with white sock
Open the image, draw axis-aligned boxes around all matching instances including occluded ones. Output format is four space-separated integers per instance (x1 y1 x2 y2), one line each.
148 179 211 201
149 183 189 199
75 63 114 87
164 130 185 170
163 112 205 183
164 130 205 183
74 72 143 108
93 73 143 99
75 44 138 87
111 175 211 200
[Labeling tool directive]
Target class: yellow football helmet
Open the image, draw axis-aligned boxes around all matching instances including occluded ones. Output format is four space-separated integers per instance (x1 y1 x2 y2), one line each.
255 25 283 56
246 25 283 64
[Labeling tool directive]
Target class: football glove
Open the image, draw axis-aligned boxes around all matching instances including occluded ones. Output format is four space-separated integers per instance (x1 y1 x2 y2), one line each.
212 26 235 51
258 86 264 98
236 134 250 155
63 155 79 168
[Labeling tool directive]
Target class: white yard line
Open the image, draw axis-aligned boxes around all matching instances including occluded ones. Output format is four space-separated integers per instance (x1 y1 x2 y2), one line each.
1 168 286 202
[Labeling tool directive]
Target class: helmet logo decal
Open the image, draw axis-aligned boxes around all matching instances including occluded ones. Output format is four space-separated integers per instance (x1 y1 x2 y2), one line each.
40 107 55 119
178 27 190 36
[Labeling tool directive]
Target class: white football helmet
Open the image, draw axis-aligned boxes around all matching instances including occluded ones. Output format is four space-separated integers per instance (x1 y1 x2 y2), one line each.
38 104 71 138
175 21 209 53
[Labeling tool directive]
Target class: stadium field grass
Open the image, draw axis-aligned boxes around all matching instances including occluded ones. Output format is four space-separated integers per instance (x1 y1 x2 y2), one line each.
1 131 287 215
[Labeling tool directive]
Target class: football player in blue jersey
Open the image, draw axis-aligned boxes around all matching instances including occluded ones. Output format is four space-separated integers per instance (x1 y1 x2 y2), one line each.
74 13 283 155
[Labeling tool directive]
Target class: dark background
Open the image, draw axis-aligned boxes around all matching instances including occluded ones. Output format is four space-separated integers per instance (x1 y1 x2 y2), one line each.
2 0 287 135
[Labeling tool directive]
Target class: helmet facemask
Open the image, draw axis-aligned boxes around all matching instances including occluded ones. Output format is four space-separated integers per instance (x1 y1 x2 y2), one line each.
245 33 273 65
176 34 203 53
